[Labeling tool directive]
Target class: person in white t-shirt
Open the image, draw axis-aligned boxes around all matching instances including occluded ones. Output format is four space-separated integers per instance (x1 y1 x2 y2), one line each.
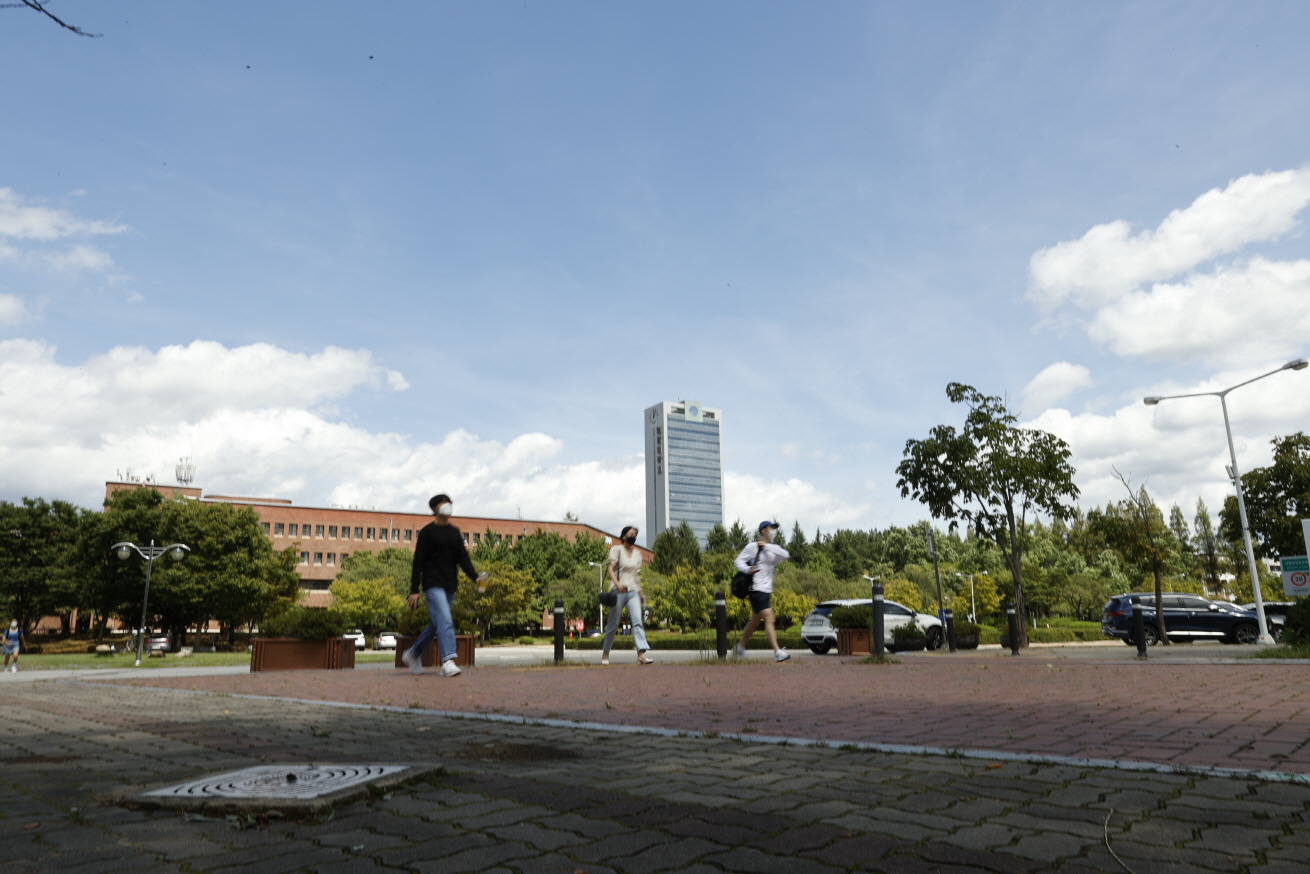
602 526 652 665
733 521 791 662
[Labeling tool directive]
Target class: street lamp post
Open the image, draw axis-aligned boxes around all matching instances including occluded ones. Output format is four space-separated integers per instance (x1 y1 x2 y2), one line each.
112 539 191 666
956 571 987 623
1144 357 1308 646
588 561 606 633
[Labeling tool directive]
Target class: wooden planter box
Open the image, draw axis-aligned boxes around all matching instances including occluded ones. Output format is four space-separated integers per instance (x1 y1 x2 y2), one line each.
250 638 355 672
394 635 476 668
955 634 980 650
837 628 873 656
892 637 926 652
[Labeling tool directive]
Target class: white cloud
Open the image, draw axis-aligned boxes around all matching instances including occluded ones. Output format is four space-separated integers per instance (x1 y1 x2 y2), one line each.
1025 363 1310 518
0 188 126 241
0 338 859 537
0 188 126 275
1029 168 1310 311
1022 362 1092 413
0 293 27 325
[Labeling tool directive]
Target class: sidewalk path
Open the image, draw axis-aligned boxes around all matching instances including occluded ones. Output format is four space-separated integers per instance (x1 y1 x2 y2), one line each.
122 655 1310 776
2 679 1307 873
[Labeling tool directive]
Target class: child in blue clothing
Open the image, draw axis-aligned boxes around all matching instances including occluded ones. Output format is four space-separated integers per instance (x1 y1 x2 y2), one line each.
3 620 22 673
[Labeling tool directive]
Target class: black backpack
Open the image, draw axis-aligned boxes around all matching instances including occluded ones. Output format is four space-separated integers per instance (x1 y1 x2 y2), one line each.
730 545 764 598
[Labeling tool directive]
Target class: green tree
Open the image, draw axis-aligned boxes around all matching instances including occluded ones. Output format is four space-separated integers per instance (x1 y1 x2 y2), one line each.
337 547 414 597
896 383 1079 647
452 560 535 638
1221 432 1310 560
328 578 404 634
646 563 712 632
651 520 701 574
705 523 732 554
726 520 751 553
0 498 81 633
1192 499 1225 596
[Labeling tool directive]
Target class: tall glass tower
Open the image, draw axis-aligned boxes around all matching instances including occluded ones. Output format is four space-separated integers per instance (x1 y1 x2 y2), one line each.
644 401 724 548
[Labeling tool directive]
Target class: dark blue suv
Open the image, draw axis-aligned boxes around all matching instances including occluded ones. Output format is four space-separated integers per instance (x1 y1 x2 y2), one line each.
1102 593 1260 646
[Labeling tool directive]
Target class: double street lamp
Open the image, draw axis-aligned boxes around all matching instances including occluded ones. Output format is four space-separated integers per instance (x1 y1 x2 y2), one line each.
1144 357 1308 645
112 539 191 666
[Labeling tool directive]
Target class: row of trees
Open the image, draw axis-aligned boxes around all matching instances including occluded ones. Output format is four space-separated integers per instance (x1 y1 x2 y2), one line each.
0 487 299 643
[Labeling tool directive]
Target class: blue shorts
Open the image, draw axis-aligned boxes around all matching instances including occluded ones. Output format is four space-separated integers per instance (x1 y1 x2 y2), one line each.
2 642 18 655
748 590 772 615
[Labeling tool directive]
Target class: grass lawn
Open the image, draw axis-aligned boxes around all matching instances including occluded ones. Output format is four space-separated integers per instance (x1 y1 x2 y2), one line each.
1245 644 1310 659
10 650 397 670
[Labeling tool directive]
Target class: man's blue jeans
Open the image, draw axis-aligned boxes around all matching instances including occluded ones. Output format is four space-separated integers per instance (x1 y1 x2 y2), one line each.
408 586 457 664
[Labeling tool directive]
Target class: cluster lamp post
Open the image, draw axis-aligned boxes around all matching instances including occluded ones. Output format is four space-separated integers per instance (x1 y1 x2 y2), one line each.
1143 357 1308 645
112 539 190 666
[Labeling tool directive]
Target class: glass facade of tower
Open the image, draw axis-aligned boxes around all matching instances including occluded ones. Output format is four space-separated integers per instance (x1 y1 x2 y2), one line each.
645 402 724 548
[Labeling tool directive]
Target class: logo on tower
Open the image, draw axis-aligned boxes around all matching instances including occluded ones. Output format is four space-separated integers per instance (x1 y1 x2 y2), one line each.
684 401 703 423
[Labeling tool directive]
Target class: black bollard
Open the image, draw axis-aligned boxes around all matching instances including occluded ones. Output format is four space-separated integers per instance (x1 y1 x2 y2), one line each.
872 582 885 659
945 608 957 653
553 599 564 665
714 590 727 661
1006 606 1020 656
1131 597 1147 660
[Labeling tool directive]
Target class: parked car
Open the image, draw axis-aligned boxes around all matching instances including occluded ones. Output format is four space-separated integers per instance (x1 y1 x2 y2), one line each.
800 599 944 654
1102 593 1260 645
1240 602 1292 641
375 631 398 650
146 633 172 654
342 629 366 650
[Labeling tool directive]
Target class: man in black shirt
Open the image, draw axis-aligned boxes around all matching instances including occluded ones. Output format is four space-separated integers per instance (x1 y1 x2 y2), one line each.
402 494 483 677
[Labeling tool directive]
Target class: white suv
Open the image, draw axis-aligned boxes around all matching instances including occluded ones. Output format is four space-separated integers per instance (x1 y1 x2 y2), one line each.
342 629 366 650
800 599 944 653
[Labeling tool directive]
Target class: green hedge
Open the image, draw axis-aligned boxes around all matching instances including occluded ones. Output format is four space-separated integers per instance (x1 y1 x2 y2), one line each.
569 631 804 651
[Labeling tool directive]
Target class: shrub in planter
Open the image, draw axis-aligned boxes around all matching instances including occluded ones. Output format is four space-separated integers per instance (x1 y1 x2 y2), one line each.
828 605 873 629
953 620 981 649
260 606 349 640
518 636 535 645
892 619 927 651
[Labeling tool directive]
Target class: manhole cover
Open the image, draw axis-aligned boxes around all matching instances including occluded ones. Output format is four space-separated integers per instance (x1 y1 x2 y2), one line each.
135 764 431 813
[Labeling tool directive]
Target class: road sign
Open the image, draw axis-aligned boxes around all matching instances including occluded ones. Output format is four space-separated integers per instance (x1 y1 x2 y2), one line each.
1281 555 1310 598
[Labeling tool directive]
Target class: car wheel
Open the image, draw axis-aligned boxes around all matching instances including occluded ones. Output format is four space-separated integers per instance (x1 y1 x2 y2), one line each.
808 644 832 655
1231 623 1259 645
1141 625 1160 646
925 627 944 650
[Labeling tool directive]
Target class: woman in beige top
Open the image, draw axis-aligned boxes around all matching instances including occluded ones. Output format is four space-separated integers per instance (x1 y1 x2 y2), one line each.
602 526 652 665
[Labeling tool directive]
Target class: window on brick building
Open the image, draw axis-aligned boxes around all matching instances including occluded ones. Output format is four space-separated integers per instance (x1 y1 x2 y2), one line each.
299 552 309 565
392 529 400 541
328 526 337 538
274 523 284 536
404 530 412 542
462 532 468 545
313 553 323 565
340 552 349 562
379 529 388 542
473 532 480 544
316 525 324 537
302 522 312 535
327 553 335 566
288 524 298 536
354 527 363 539
261 522 270 534
367 527 376 540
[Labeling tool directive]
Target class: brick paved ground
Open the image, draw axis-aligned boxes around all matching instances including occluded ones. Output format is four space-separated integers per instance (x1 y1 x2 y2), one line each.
127 656 1310 775
1 679 1308 873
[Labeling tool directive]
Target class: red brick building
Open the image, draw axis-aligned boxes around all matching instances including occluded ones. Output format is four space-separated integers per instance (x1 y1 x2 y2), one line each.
104 481 652 589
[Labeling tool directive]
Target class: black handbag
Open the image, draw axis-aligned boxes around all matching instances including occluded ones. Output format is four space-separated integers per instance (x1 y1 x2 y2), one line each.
730 545 764 598
599 557 618 607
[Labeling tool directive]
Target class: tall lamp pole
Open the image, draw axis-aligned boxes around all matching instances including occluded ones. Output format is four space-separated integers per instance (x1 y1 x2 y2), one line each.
112 540 191 665
956 571 986 623
589 561 606 633
1144 357 1308 646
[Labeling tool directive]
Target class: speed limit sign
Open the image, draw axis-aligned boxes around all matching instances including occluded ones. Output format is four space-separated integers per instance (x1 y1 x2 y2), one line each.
1282 556 1310 597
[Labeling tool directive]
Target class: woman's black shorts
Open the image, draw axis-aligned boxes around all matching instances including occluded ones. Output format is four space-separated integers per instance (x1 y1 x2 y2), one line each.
748 590 772 614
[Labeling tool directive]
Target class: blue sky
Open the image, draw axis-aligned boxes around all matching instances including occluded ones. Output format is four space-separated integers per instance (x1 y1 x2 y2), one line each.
4 1 1310 539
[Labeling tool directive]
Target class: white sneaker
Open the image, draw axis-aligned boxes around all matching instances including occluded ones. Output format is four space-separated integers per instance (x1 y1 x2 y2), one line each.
774 648 790 662
732 644 746 659
401 649 423 675
439 660 462 677
600 655 610 665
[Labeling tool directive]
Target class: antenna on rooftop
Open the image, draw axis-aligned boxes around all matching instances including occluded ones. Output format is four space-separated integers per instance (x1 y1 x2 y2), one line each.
176 457 196 486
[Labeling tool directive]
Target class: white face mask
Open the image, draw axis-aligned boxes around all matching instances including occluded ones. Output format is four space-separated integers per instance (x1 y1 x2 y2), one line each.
436 503 454 516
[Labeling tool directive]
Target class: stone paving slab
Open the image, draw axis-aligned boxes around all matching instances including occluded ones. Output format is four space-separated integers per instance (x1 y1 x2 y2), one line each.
0 680 1307 873
117 656 1310 775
